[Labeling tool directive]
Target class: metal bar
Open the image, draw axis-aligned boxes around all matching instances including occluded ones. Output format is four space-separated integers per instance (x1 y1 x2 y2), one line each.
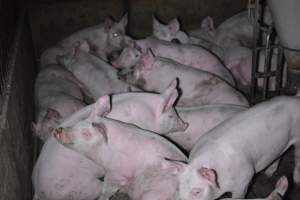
275 45 284 94
262 25 273 99
254 71 277 78
250 0 261 104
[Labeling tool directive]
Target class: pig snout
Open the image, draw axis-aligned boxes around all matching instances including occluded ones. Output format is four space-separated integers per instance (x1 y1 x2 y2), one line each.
108 51 121 64
54 127 74 144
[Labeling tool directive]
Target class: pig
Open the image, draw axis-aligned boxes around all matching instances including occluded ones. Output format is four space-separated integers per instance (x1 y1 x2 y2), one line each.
221 176 288 200
111 37 235 85
40 13 130 67
33 64 86 141
32 81 188 200
188 16 216 44
152 16 190 44
168 104 246 152
152 16 225 60
53 94 188 200
118 49 249 107
56 40 140 99
164 96 300 200
193 9 272 49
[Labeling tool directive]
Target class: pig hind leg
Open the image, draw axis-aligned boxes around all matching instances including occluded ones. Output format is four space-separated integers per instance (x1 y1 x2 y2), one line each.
293 144 300 184
265 159 280 177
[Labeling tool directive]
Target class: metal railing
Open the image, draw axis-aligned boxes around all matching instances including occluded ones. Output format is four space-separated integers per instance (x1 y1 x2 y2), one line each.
249 0 285 104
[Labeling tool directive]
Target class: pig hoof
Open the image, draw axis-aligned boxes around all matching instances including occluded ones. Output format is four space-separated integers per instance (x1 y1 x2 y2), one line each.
265 160 280 177
265 169 275 177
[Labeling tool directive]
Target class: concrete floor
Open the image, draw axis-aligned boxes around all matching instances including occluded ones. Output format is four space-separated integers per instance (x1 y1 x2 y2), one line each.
111 149 300 200
249 149 300 200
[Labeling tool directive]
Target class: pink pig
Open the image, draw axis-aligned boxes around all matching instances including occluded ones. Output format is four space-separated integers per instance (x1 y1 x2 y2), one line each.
112 37 235 85
57 40 140 99
118 49 249 107
164 96 300 200
53 95 187 200
152 16 225 60
33 64 86 141
32 81 188 200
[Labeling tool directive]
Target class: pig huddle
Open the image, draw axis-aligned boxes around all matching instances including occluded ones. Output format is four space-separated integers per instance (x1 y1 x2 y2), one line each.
32 11 295 200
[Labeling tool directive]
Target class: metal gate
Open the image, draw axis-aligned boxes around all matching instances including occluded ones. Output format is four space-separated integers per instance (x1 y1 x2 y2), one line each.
249 0 286 104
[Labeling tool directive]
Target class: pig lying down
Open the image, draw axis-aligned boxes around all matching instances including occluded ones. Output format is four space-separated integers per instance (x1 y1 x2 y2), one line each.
40 13 130 67
118 49 248 107
32 82 188 200
165 96 300 200
54 95 187 200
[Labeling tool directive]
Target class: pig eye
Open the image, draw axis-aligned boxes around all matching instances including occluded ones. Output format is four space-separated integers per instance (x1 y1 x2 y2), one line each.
113 33 119 37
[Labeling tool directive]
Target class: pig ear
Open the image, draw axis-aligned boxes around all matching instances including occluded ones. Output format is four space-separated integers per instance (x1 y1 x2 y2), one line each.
198 167 219 188
161 79 179 113
45 108 61 120
92 122 108 143
90 95 111 120
201 16 215 35
104 17 115 31
153 15 163 30
32 122 38 135
161 158 187 175
141 49 155 70
78 40 90 52
119 13 128 27
168 18 180 34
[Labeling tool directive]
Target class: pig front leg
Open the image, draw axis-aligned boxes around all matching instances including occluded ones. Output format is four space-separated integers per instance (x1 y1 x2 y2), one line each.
293 144 300 184
231 170 254 199
98 176 120 200
265 159 280 177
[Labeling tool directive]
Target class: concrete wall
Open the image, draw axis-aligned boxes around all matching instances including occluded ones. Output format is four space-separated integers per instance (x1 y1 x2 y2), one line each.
0 11 35 200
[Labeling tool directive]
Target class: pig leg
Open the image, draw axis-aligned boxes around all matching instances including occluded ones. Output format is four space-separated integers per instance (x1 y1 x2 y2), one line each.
98 177 119 200
265 159 280 177
231 170 254 198
293 144 300 184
